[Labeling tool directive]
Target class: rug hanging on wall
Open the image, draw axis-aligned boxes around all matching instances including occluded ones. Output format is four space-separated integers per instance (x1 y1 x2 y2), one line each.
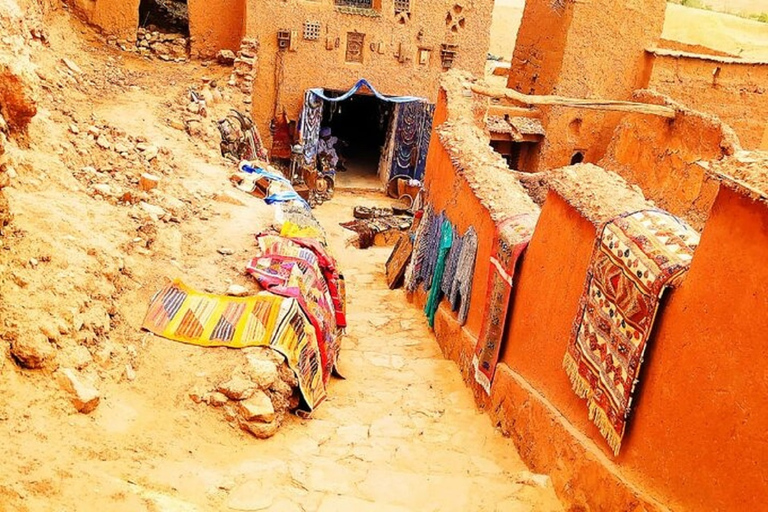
142 279 327 411
563 209 699 455
472 213 538 394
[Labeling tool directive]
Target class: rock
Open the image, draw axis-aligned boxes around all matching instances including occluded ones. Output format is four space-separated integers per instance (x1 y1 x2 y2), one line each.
141 145 158 161
240 418 279 439
217 49 236 66
125 364 136 381
114 142 130 153
204 391 229 407
92 184 112 197
189 388 205 404
226 284 249 297
185 119 203 137
11 333 54 369
187 102 200 114
139 201 166 220
139 173 159 191
56 368 100 414
87 126 100 137
245 355 278 389
0 63 38 132
217 247 235 255
5 166 17 179
61 58 82 74
236 391 275 423
217 376 255 400
69 124 80 134
96 134 112 150
169 119 185 131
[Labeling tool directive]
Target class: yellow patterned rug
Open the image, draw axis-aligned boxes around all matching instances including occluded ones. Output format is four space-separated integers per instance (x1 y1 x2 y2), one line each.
142 279 326 411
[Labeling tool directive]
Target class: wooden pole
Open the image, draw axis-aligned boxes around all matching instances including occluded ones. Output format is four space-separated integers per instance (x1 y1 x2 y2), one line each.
470 84 677 119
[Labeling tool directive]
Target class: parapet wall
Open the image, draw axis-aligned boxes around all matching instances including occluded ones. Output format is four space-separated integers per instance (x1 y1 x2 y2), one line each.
647 48 768 150
416 72 768 512
598 90 740 231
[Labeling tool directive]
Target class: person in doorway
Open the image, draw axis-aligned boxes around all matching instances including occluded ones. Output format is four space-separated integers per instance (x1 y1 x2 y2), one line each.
317 127 347 172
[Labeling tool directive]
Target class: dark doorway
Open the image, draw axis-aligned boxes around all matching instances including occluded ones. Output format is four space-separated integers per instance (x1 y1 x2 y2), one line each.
321 91 395 189
570 151 585 165
139 0 190 35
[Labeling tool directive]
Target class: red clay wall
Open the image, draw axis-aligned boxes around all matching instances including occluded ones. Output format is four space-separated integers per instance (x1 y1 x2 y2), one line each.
598 91 740 231
506 0 574 96
188 0 246 58
509 0 665 100
418 83 768 511
648 51 768 149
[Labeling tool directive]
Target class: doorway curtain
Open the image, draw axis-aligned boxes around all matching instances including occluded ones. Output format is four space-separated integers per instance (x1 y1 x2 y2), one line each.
298 79 433 177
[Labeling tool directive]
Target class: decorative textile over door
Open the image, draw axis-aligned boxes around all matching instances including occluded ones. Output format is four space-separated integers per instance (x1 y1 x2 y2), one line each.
390 101 435 181
299 91 324 167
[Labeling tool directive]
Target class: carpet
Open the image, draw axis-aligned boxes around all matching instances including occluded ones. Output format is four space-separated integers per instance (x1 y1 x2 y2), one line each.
563 209 700 455
247 244 339 383
142 279 326 411
424 220 453 328
472 213 538 395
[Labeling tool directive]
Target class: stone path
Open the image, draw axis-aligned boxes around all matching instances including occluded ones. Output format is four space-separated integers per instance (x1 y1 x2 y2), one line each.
221 192 563 511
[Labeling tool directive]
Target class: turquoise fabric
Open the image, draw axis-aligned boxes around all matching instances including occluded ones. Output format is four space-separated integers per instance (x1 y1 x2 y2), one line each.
424 221 454 328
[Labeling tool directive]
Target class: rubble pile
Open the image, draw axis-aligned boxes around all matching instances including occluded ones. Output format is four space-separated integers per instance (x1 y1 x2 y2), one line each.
191 347 301 439
228 38 259 97
136 27 189 62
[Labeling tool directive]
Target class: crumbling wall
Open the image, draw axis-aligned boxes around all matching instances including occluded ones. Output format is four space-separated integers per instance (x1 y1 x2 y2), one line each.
648 50 768 149
598 90 740 230
246 0 494 145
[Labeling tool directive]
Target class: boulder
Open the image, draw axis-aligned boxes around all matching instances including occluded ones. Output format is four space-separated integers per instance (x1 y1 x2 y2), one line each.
10 333 54 369
217 375 255 400
56 368 100 414
240 418 279 439
0 63 37 132
245 354 278 389
204 391 229 407
236 390 275 423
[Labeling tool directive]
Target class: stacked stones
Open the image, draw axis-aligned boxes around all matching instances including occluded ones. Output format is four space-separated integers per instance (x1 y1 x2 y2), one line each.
192 347 301 439
228 38 259 96
136 27 189 62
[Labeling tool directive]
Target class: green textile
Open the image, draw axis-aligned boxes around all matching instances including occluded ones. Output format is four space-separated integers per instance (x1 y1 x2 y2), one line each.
424 220 453 328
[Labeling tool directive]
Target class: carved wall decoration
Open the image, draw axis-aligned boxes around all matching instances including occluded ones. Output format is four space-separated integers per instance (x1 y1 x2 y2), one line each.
394 0 410 24
445 4 466 33
346 32 365 62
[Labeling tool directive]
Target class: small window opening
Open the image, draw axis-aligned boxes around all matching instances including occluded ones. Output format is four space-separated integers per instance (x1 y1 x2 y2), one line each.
570 151 585 165
139 0 190 36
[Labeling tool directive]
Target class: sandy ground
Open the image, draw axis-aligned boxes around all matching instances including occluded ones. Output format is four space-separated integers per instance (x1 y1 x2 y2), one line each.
0 6 562 511
489 0 768 61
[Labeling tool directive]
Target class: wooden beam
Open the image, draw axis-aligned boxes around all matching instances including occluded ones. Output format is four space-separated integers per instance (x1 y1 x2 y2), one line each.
471 84 677 119
486 105 541 118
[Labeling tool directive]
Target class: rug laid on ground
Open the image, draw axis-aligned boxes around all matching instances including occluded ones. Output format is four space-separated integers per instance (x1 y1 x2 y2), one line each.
142 279 327 411
473 213 538 395
247 238 340 383
563 209 700 455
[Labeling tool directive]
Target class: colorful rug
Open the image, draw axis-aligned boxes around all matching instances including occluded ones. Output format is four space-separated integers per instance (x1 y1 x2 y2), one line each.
449 226 478 326
142 279 326 410
473 213 538 395
424 220 453 328
246 250 338 384
257 233 347 330
563 209 699 455
404 206 433 292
